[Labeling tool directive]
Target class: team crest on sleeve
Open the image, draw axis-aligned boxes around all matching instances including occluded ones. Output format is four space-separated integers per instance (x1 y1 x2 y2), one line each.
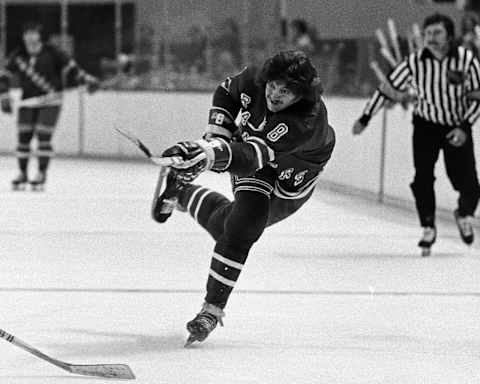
240 111 251 126
266 123 289 142
240 93 251 108
220 77 232 92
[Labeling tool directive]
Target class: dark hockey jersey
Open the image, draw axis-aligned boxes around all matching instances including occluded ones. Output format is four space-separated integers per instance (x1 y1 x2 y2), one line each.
1 44 84 99
205 66 335 195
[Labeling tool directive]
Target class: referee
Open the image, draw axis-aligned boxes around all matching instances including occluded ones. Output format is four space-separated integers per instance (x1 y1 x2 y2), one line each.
353 13 480 252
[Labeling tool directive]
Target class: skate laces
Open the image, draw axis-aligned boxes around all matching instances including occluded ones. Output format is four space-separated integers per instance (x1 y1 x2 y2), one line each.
199 303 225 327
421 226 436 242
457 215 473 236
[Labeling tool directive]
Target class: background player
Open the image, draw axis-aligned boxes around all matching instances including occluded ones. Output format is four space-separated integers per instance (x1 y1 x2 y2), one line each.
151 50 335 345
0 22 99 191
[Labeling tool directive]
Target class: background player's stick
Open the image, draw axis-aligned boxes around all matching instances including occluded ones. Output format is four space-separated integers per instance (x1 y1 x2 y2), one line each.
375 28 397 67
16 82 107 108
387 18 402 63
16 92 64 107
0 329 135 379
114 127 201 167
411 23 423 51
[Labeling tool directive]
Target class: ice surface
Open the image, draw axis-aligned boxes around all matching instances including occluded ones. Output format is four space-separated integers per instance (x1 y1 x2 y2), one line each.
1 156 479 383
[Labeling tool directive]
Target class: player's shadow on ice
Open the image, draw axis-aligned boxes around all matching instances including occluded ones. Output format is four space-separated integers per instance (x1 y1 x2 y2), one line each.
43 328 187 358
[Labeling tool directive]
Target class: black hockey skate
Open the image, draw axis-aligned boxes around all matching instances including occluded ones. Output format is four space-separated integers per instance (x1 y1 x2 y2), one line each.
29 171 46 191
418 226 436 257
11 172 28 191
184 303 224 347
151 168 187 223
454 209 474 245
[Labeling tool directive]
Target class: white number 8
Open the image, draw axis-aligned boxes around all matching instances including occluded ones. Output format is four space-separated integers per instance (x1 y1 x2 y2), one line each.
267 123 288 142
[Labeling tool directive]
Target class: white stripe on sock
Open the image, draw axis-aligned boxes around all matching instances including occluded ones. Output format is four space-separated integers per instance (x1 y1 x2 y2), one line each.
209 268 236 287
212 252 244 270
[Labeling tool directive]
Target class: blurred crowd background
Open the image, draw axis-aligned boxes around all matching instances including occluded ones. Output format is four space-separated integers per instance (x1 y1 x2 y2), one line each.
0 0 479 97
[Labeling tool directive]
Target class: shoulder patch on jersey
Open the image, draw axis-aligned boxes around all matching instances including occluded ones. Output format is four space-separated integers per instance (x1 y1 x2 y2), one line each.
240 93 251 108
220 77 232 92
267 123 289 142
240 111 251 126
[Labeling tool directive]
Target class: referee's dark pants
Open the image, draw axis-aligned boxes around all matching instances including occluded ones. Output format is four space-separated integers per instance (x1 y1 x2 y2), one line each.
410 115 480 227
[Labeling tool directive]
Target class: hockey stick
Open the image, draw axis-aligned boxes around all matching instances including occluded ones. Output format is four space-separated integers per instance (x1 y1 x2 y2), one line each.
114 127 205 167
16 92 64 108
375 28 397 67
0 328 135 379
387 18 402 64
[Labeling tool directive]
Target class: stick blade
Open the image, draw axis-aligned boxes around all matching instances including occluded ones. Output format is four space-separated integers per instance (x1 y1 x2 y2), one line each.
68 364 135 380
114 127 141 146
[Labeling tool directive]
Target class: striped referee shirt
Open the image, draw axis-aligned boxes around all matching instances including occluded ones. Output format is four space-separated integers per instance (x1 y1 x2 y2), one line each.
362 45 480 127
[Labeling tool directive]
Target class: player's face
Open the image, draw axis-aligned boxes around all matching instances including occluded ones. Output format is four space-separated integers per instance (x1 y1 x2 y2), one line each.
23 30 43 55
424 23 449 57
265 80 300 112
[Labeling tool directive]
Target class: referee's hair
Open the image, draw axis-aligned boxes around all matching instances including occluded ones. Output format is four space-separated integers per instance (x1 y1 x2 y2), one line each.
423 13 455 38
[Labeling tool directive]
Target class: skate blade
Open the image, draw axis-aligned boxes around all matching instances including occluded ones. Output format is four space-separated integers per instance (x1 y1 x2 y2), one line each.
30 184 45 192
420 247 431 257
184 333 205 347
184 334 199 347
12 184 27 191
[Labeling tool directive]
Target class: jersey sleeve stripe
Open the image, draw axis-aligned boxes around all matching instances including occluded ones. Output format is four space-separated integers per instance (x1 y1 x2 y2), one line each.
210 106 235 122
204 124 233 139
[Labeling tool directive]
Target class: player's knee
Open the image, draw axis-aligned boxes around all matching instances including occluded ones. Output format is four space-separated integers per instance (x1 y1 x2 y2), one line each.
224 195 270 249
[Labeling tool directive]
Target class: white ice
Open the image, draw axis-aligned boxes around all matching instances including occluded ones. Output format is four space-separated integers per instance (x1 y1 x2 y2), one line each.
0 156 479 384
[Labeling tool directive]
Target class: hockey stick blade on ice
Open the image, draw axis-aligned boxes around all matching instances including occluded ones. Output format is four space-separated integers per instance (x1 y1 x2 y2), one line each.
114 127 206 167
0 328 135 380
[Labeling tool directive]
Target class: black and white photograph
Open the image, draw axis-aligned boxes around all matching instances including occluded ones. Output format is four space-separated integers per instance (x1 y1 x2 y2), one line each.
0 0 479 382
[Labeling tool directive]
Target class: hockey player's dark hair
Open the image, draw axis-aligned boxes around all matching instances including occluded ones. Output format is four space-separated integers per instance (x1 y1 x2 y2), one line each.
423 13 455 39
256 50 322 100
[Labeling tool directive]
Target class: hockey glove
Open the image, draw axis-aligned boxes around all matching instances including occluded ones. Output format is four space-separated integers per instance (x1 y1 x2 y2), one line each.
0 94 12 114
162 138 232 182
162 141 209 182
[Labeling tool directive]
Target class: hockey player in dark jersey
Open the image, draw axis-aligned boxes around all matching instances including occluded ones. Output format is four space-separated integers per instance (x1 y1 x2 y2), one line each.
152 50 335 345
0 22 99 191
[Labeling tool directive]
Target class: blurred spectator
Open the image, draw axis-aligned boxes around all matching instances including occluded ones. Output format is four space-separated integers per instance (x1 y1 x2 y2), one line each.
459 11 480 57
186 25 208 74
211 18 241 79
289 19 315 55
100 53 138 89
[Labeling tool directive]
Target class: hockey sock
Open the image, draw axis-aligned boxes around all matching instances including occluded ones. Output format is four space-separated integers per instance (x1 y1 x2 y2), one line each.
16 130 34 174
17 155 29 174
204 190 270 308
179 184 232 241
